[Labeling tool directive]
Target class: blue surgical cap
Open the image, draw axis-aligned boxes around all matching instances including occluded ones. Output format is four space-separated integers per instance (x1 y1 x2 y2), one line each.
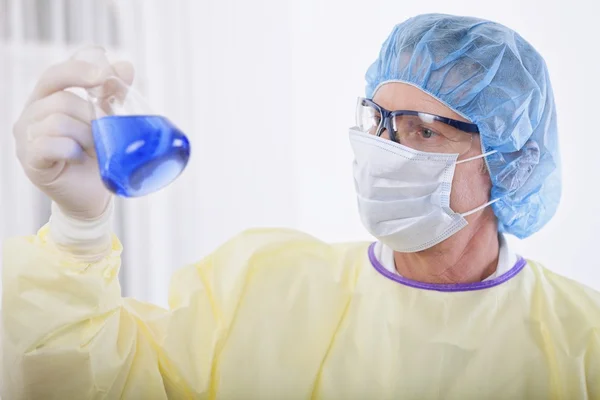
366 14 561 239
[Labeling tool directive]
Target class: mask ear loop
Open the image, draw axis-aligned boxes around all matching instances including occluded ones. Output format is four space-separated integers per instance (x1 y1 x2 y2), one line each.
455 149 500 217
455 150 497 165
460 197 500 217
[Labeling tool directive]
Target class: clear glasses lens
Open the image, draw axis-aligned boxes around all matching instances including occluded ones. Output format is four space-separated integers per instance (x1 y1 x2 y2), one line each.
355 99 472 155
355 98 381 135
393 114 472 155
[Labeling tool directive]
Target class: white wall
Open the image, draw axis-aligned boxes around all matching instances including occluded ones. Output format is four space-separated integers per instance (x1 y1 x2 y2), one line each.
2 0 598 308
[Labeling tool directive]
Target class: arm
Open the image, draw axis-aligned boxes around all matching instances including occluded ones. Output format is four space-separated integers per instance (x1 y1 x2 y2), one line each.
3 50 222 397
2 208 220 398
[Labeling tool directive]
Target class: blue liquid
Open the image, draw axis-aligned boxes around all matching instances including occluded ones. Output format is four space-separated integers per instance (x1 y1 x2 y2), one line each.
92 115 190 197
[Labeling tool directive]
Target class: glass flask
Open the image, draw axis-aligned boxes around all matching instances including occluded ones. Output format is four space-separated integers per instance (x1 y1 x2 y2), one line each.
72 46 191 197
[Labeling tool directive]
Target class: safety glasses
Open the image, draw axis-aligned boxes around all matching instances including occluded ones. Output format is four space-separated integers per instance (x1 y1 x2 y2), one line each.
355 97 479 155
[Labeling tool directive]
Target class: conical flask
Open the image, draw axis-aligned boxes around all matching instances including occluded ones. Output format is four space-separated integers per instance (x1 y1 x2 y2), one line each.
72 46 191 197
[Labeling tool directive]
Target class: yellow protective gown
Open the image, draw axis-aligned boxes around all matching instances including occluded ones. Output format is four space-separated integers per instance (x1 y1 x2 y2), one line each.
2 226 600 399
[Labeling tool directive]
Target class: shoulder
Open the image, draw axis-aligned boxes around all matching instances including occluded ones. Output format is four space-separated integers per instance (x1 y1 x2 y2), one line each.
528 261 600 385
527 260 600 327
206 227 369 267
171 227 369 308
214 227 329 257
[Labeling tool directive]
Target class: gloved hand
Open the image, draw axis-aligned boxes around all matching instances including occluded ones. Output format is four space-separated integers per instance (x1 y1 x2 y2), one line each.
14 51 134 220
13 49 134 260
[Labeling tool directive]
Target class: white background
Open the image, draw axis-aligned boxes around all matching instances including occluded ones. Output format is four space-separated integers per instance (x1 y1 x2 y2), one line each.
1 0 599 307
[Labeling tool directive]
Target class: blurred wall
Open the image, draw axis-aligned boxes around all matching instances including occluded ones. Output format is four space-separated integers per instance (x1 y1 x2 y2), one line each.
1 0 598 307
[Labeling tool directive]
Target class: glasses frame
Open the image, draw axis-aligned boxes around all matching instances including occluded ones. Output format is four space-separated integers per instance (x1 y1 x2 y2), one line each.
357 98 479 144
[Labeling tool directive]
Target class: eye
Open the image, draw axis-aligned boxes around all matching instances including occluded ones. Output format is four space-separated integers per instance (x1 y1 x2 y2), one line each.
418 127 439 139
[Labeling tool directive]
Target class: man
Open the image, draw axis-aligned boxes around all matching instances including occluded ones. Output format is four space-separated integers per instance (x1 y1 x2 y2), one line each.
3 13 599 399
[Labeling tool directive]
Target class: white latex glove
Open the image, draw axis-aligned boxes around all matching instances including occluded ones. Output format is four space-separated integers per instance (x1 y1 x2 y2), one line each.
13 49 134 260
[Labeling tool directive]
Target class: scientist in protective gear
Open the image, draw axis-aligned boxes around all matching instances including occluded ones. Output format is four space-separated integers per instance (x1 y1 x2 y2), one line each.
3 13 600 399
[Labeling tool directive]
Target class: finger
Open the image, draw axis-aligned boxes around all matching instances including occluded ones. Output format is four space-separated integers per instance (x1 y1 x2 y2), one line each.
27 59 103 106
112 61 135 86
27 136 84 169
27 114 94 153
22 62 134 124
21 91 94 125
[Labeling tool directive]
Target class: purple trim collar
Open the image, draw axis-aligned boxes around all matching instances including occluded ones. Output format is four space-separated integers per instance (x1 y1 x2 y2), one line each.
368 242 527 292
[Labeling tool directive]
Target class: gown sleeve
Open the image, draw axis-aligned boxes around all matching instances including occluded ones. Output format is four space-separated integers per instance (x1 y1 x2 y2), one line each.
1 224 259 399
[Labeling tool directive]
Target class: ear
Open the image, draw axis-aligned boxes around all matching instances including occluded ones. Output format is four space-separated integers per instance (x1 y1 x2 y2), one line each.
479 158 489 175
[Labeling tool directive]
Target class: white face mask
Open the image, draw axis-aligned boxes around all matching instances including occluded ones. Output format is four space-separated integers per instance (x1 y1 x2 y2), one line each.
349 128 498 253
